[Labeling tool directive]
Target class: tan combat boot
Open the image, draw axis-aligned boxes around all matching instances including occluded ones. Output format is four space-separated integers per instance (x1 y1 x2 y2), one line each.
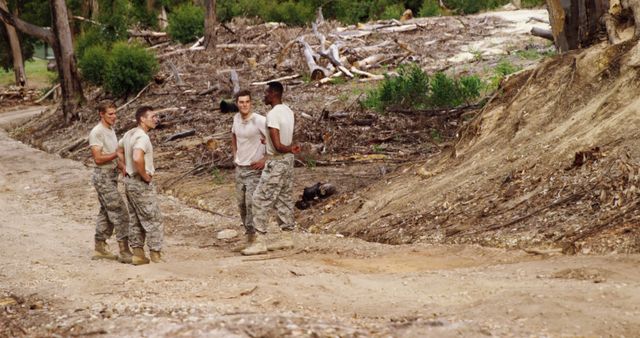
232 232 257 252
117 240 133 264
241 234 267 256
131 247 150 265
150 250 165 263
267 232 294 251
92 240 117 260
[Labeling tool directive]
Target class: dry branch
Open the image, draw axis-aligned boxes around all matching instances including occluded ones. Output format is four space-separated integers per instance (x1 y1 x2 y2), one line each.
35 84 60 103
251 74 301 86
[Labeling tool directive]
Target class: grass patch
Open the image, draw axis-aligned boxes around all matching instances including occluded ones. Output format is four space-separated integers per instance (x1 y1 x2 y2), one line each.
0 58 53 88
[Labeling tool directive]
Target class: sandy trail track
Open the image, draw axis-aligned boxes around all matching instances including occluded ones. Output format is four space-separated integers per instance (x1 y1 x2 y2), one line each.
1 106 640 337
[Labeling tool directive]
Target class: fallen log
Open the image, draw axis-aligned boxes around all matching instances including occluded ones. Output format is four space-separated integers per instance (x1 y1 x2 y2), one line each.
349 67 384 80
35 84 61 103
251 74 301 86
230 70 240 96
167 61 185 86
530 27 554 41
352 54 385 69
297 37 329 80
164 129 196 142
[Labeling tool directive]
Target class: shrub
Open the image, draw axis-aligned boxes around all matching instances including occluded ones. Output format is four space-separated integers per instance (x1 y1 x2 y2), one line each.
75 28 106 60
78 45 110 85
419 0 441 17
363 63 430 112
380 3 406 20
104 43 158 96
521 0 546 8
443 0 509 14
168 4 205 44
363 63 484 112
265 1 315 26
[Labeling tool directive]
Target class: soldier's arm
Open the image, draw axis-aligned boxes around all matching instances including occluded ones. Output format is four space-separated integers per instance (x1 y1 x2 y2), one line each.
90 145 118 165
268 127 301 154
116 146 126 175
231 133 237 157
133 148 152 183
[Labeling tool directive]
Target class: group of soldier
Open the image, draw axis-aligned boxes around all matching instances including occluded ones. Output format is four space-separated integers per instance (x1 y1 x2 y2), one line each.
89 81 299 265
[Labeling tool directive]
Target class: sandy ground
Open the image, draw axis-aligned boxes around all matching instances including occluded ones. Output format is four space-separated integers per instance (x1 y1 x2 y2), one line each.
2 106 640 337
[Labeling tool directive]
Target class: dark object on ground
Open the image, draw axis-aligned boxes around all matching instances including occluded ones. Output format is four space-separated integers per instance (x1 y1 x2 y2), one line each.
296 182 336 210
220 100 238 113
164 129 196 142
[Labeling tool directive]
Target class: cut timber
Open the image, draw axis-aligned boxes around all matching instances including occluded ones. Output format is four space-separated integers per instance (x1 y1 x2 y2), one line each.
320 44 354 78
349 67 384 80
251 74 301 86
530 27 554 41
230 70 240 96
167 61 185 86
353 54 385 69
164 129 196 142
298 38 329 80
35 84 61 103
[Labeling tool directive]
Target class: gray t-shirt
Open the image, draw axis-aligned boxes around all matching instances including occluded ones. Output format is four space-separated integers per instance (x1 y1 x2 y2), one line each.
88 122 118 169
232 113 267 166
118 127 155 176
266 104 295 156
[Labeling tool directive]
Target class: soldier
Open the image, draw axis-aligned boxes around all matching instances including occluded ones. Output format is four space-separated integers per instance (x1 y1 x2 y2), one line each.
118 106 164 265
242 82 301 256
89 101 132 263
231 90 267 250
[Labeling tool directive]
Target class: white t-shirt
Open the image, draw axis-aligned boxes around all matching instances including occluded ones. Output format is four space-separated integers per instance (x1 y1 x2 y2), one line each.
118 127 155 176
265 104 294 156
88 122 118 169
231 113 267 166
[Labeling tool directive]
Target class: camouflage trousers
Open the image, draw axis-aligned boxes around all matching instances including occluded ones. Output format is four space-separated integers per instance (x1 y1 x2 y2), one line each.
92 168 130 242
235 166 262 234
124 176 164 251
252 154 295 234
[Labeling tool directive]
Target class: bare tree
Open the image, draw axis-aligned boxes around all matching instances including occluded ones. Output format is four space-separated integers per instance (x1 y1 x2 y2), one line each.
0 0 26 86
204 0 217 50
0 0 85 123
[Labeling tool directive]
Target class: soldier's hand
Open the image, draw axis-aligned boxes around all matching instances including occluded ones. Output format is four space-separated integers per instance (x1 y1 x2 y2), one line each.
251 158 266 170
291 144 302 154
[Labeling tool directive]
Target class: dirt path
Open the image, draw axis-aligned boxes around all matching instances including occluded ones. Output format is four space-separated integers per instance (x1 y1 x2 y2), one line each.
1 106 640 337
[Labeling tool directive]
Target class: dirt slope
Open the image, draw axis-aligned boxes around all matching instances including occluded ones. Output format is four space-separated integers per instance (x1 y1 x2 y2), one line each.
321 40 640 254
2 106 640 337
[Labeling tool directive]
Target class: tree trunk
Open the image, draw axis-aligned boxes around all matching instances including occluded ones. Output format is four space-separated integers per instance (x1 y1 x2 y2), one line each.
204 0 217 50
50 0 84 123
546 0 609 52
0 0 26 86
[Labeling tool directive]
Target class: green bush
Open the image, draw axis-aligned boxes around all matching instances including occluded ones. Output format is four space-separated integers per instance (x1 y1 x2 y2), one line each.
168 4 205 44
363 63 483 112
104 43 158 96
75 28 106 60
419 0 441 17
78 45 110 85
266 1 315 25
380 3 406 20
443 0 509 14
363 63 430 112
521 0 546 8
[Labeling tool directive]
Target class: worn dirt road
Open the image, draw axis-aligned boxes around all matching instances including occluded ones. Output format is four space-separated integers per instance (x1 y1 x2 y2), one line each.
1 107 640 337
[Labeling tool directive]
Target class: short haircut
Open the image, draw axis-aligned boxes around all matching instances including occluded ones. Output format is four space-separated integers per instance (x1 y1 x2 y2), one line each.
266 81 283 98
97 101 116 114
135 106 153 124
235 90 252 102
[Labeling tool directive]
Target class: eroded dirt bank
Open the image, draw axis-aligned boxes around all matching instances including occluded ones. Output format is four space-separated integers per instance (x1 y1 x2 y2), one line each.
1 107 640 337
